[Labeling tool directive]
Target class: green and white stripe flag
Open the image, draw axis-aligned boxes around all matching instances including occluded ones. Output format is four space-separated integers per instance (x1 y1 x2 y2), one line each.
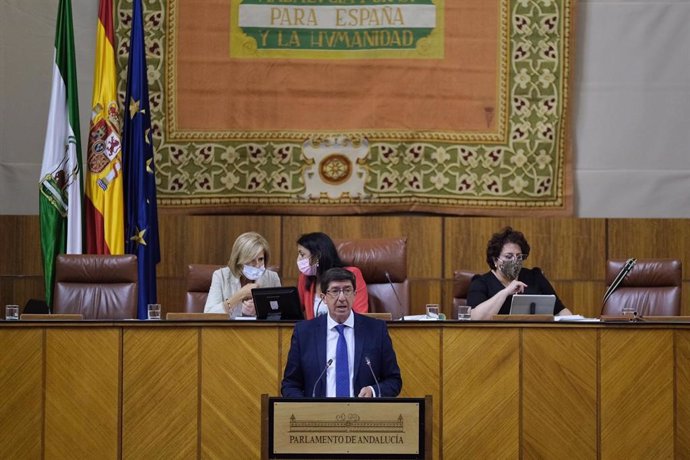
39 0 83 306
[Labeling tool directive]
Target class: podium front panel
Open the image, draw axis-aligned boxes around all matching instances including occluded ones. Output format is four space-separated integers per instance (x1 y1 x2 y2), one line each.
268 397 426 459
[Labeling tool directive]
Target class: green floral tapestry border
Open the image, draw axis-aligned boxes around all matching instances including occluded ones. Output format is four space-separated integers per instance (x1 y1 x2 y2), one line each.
115 0 574 215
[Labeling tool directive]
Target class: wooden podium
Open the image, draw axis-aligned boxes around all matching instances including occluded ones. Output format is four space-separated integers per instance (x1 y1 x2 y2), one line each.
261 395 432 459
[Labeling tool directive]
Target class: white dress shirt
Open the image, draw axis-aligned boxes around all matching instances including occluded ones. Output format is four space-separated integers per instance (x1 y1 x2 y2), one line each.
325 312 355 397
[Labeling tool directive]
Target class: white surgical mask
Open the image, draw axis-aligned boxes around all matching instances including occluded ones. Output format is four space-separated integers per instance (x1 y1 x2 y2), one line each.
297 258 318 276
242 264 265 281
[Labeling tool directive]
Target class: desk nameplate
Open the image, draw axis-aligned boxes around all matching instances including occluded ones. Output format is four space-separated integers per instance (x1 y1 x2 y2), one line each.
269 398 425 458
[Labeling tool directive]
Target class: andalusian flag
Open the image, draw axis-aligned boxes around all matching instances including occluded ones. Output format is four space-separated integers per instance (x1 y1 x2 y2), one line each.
85 0 124 255
39 0 83 306
123 0 161 319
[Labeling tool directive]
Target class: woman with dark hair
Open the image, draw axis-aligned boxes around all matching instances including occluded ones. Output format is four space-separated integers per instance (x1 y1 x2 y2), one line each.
467 227 572 320
296 232 369 319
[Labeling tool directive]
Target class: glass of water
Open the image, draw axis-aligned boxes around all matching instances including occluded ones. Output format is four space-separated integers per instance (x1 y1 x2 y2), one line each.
147 303 161 320
5 304 19 321
425 304 440 319
457 305 472 321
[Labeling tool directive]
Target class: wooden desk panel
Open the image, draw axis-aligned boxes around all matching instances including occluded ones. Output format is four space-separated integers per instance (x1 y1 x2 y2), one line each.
393 326 440 460
122 328 198 459
0 328 42 459
678 330 690 458
600 329 674 459
45 328 119 459
3 321 690 458
442 327 520 458
201 327 280 458
522 329 597 458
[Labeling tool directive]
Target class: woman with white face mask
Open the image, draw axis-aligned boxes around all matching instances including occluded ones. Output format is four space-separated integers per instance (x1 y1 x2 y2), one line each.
296 232 369 319
204 232 281 318
467 227 573 320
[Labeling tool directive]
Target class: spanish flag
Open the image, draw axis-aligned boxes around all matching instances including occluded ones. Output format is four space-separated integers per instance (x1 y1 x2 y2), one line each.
85 0 124 254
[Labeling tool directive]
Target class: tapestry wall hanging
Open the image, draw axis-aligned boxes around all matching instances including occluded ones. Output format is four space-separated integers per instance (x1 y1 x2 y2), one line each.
116 0 574 215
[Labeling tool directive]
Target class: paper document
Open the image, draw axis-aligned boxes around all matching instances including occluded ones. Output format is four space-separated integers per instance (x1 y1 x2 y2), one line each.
554 315 600 322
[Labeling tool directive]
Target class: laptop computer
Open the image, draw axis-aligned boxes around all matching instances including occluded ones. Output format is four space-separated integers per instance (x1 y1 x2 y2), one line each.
509 294 556 315
251 287 304 320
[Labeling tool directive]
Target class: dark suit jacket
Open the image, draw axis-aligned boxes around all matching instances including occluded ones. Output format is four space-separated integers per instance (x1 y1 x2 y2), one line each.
281 313 402 398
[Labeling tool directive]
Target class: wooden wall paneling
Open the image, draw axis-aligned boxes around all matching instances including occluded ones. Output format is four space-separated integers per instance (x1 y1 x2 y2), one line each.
0 328 43 459
600 329 674 458
201 326 280 458
550 281 607 319
442 327 520 458
677 330 690 458
45 328 120 459
607 219 690 274
522 328 597 458
390 326 440 460
182 215 283 271
281 215 443 280
122 328 198 459
410 279 443 317
157 214 189 278
157 277 186 314
0 216 41 276
443 217 606 281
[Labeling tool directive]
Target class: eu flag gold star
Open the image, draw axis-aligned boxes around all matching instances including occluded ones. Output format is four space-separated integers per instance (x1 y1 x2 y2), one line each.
129 98 140 119
146 158 153 174
130 227 147 246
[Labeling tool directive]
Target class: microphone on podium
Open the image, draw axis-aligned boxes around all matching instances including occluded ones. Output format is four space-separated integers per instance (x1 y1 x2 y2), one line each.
365 356 381 397
384 271 405 320
312 358 333 398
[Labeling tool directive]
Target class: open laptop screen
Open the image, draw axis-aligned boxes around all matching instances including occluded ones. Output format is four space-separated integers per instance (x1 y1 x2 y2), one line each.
509 294 556 315
251 287 304 320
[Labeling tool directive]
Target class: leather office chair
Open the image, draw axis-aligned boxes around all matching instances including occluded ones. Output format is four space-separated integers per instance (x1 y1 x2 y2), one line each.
602 259 682 316
451 269 476 319
184 264 222 313
335 238 409 320
53 254 138 319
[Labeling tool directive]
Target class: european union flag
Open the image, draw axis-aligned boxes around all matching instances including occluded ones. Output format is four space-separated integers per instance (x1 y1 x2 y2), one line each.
122 0 160 319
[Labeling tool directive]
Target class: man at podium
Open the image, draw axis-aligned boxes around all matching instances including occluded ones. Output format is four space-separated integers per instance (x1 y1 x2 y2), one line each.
281 267 402 398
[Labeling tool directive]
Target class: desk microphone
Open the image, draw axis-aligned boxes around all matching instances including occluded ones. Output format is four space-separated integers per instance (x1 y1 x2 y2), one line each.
529 302 536 315
384 271 405 320
365 356 381 397
312 359 333 398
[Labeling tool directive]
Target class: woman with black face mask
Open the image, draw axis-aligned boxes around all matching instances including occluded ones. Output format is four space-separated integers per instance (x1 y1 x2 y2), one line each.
466 227 572 320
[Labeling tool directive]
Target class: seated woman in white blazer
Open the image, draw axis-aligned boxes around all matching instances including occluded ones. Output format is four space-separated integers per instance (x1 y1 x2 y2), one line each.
204 231 281 318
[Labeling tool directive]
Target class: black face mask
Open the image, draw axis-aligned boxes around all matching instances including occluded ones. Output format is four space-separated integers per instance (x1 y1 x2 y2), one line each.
498 259 523 280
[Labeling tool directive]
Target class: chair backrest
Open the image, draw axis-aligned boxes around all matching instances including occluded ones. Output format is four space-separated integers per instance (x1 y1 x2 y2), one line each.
602 259 682 316
451 270 476 319
335 238 408 320
184 264 222 313
53 254 138 319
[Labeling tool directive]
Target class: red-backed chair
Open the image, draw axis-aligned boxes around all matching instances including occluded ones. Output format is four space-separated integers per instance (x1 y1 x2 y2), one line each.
451 270 476 319
184 264 221 313
53 254 138 319
336 238 408 320
602 259 682 316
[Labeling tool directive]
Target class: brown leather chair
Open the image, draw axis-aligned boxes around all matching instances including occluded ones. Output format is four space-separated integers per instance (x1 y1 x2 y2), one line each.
184 264 222 313
602 259 682 316
451 270 476 319
53 254 138 319
335 238 409 320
